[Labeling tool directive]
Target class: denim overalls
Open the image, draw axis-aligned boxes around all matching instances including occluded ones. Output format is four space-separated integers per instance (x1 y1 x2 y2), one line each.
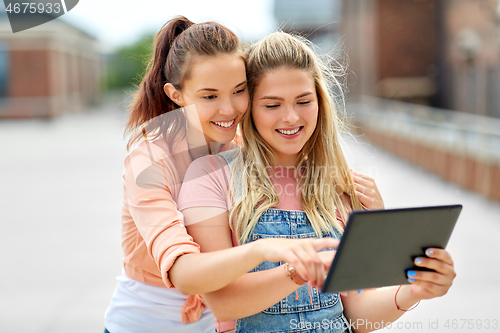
219 150 352 333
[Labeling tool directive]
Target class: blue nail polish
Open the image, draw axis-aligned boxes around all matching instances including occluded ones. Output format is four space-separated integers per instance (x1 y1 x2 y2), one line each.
415 258 422 264
407 270 417 277
357 289 361 294
408 278 415 282
426 249 434 256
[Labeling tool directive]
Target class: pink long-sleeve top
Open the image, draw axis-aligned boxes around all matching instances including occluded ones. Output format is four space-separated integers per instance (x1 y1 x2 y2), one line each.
122 137 199 288
121 132 240 324
121 135 209 323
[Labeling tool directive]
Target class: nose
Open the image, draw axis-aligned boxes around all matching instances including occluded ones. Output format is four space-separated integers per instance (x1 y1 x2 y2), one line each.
218 96 235 117
282 104 299 124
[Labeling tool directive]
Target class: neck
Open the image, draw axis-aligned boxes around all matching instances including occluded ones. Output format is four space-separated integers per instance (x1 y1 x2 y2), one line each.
275 154 298 169
186 123 209 160
186 133 225 160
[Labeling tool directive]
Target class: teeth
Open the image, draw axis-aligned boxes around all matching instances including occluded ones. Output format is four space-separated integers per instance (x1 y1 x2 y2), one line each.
213 120 234 128
277 127 300 135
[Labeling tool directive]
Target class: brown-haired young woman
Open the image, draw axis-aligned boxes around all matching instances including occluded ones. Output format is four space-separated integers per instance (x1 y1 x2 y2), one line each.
104 17 341 333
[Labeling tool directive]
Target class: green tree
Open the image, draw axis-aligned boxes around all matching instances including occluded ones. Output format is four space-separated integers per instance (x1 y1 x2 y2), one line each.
105 34 154 91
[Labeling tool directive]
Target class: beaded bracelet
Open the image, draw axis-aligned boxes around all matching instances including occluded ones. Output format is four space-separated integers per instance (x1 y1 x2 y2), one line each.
395 285 420 311
283 263 306 285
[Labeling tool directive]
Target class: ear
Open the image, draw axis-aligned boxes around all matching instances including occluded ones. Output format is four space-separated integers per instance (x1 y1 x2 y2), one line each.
163 83 184 107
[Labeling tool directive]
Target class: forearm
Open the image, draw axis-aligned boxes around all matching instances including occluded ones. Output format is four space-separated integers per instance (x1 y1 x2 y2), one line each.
169 241 265 294
203 266 300 322
342 286 420 333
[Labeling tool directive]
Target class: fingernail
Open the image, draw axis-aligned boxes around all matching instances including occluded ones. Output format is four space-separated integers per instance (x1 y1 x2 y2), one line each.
408 278 415 282
340 292 348 296
415 258 422 265
357 289 362 294
426 249 434 256
407 270 417 277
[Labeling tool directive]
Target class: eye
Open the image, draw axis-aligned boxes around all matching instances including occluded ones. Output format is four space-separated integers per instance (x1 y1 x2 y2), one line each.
234 87 246 94
265 104 280 109
203 95 217 100
298 100 311 105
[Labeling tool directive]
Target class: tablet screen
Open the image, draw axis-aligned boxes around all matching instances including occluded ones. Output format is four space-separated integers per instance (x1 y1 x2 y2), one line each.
321 205 462 294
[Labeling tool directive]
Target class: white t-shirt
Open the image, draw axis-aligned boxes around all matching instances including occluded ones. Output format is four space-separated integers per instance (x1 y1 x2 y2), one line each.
105 271 215 333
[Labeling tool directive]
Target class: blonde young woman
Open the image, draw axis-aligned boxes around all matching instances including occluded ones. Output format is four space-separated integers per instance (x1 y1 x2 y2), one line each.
177 32 456 333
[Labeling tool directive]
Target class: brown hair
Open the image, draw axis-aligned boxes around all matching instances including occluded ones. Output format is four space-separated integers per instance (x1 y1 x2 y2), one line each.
125 16 240 151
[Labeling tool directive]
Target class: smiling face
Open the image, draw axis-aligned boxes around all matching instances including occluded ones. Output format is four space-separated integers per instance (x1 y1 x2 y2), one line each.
167 53 248 144
251 68 319 167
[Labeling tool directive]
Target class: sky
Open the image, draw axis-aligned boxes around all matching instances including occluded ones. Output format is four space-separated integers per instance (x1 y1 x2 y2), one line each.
60 0 276 50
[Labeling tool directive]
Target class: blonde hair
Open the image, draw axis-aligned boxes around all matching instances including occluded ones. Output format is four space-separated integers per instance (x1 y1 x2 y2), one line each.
229 32 363 244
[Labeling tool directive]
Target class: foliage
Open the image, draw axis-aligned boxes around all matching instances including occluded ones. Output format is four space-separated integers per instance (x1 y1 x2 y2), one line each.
105 34 154 91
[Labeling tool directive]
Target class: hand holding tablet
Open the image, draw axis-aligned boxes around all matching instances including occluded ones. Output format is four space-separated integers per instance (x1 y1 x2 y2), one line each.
322 205 462 294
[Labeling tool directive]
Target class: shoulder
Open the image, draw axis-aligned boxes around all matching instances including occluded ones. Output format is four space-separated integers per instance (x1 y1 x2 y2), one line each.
183 154 230 184
124 138 186 190
125 140 166 175
126 139 170 165
178 155 232 212
218 146 241 161
217 147 243 175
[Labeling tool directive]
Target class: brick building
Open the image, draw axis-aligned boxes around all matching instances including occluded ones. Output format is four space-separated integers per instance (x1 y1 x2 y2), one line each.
0 12 101 118
342 0 500 118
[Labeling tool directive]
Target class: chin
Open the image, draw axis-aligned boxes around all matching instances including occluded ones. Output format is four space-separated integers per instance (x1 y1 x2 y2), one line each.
214 134 235 143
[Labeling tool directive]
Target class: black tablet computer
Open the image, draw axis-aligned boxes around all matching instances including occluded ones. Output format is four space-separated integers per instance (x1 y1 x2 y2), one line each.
321 205 462 294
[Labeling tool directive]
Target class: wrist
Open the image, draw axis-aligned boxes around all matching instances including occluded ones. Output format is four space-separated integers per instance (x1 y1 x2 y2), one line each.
395 285 421 311
284 263 307 285
251 239 267 263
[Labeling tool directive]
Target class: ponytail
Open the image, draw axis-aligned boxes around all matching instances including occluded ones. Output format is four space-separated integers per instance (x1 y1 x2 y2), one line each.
125 16 193 151
125 16 240 151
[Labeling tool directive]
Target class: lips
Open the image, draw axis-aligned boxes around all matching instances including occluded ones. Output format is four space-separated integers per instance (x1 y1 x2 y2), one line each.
211 119 235 128
276 126 302 135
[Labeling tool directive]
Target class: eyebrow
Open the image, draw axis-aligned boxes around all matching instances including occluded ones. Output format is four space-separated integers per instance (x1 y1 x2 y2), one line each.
197 80 247 92
260 91 314 101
